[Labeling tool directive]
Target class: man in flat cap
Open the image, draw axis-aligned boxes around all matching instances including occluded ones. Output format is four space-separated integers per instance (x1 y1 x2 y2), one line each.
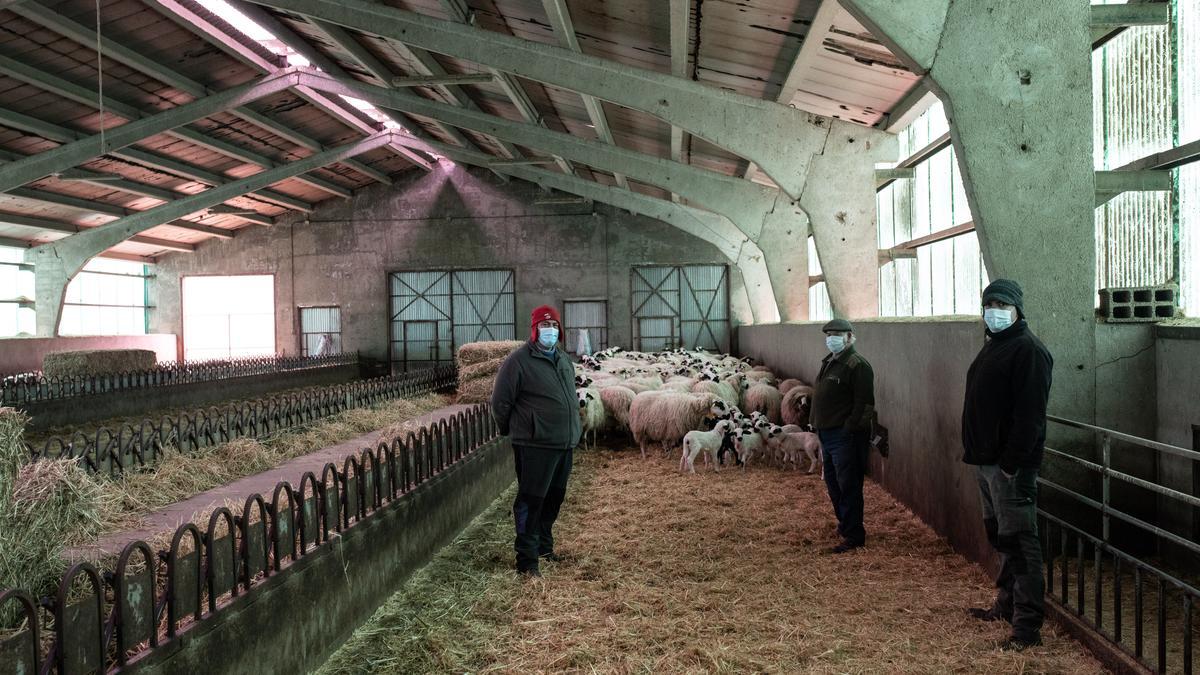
810 318 875 553
962 279 1053 651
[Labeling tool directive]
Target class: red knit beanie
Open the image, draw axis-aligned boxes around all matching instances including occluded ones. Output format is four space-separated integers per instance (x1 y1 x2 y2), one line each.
530 304 561 341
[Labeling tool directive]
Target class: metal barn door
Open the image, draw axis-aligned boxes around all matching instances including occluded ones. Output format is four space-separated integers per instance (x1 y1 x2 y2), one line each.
389 271 452 371
389 269 515 372
631 265 729 352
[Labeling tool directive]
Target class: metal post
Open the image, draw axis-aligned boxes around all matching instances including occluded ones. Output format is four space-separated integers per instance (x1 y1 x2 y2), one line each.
1103 432 1112 542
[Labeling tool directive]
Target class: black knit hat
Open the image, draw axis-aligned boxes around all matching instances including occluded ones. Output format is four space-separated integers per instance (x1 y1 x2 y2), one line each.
982 279 1024 317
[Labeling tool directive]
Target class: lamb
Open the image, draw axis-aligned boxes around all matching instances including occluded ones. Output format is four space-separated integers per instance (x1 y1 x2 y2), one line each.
679 419 736 473
742 383 783 424
732 426 769 468
780 385 815 428
577 388 606 450
628 391 721 459
598 385 636 432
769 424 822 473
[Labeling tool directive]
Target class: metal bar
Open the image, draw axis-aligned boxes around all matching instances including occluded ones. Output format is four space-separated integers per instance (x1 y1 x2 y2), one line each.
1136 567 1145 658
1038 476 1200 556
894 222 975 250
1049 416 1200 462
876 131 952 192
1090 3 1172 27
1102 434 1112 541
1077 535 1085 615
1046 517 1056 597
1061 527 1069 605
1115 557 1124 643
1159 578 1168 672
1095 548 1103 630
1043 446 1200 509
1115 138 1200 172
1184 596 1193 675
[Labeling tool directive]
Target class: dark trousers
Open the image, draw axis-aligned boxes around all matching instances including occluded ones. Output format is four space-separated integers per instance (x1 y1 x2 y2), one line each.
512 444 573 572
818 427 867 546
976 464 1044 641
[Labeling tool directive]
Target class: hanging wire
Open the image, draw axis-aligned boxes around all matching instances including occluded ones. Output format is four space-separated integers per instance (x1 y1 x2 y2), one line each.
95 0 106 155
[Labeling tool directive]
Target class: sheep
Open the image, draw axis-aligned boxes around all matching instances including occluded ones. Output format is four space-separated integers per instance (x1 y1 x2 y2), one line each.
744 370 778 386
742 383 783 424
732 426 769 468
661 375 698 393
628 391 721 459
599 385 636 432
577 388 606 450
769 425 823 474
778 378 805 395
621 376 663 394
679 419 736 473
575 374 595 389
691 378 738 404
780 385 814 428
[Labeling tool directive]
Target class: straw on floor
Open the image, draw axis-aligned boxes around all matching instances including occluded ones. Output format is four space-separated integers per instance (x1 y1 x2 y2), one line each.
322 440 1105 674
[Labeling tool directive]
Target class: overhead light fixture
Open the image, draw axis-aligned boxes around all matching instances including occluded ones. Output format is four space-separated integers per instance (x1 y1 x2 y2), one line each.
390 73 495 87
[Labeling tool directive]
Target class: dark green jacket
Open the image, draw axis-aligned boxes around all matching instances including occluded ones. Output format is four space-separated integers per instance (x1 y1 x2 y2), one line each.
810 345 875 431
490 341 581 450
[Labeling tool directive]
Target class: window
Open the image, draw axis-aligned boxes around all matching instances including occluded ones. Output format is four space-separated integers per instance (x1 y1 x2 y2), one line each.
0 246 35 337
60 258 150 336
299 306 341 356
808 236 832 321
563 300 607 356
1092 1 1199 314
878 104 987 317
182 275 275 361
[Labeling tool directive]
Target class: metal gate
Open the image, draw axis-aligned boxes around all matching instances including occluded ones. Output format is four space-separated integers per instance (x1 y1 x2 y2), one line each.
631 265 730 352
388 269 515 371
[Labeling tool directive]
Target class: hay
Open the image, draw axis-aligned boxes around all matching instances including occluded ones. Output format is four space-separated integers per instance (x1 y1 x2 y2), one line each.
458 356 507 384
456 341 523 368
456 377 496 405
42 349 156 378
319 442 1104 673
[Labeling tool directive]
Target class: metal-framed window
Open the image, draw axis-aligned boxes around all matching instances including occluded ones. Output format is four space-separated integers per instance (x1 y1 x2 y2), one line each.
563 300 607 355
0 246 34 337
299 306 341 356
60 258 152 336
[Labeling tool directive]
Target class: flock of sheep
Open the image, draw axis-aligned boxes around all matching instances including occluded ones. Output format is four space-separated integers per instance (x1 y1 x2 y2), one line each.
573 347 821 474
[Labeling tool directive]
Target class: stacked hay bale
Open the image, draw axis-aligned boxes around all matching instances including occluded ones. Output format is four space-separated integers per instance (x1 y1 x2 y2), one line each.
455 340 524 404
42 348 157 378
0 408 100 615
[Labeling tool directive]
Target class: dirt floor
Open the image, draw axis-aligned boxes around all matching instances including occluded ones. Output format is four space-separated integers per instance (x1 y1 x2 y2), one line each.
321 441 1108 674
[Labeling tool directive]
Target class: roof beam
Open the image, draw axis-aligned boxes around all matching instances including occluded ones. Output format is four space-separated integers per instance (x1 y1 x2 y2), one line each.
1090 3 1171 27
0 107 311 214
242 0 833 200
1094 169 1173 206
146 0 428 172
540 0 628 189
390 74 495 87
11 1 390 188
669 0 689 198
0 213 196 251
0 69 296 194
4 187 235 239
27 133 396 334
300 72 777 227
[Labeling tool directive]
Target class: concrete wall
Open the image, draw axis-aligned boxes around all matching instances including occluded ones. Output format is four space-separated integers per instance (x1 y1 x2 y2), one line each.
150 164 749 362
1154 324 1200 558
0 334 178 374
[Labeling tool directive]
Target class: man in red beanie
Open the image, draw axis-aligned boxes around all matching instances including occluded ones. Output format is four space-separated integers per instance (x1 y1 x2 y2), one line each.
491 304 581 578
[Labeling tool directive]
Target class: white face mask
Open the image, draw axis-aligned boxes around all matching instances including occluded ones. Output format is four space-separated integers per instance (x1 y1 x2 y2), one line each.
983 308 1014 333
537 326 559 349
825 335 847 354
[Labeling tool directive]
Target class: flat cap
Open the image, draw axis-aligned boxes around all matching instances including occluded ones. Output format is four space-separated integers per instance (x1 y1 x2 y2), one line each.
822 318 854 333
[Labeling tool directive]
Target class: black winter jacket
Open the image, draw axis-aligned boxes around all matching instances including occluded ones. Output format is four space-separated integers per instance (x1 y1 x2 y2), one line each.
961 320 1054 473
810 346 875 431
490 342 581 450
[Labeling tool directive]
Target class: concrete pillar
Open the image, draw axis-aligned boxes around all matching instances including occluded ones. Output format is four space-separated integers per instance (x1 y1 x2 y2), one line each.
842 0 1097 421
755 199 811 321
800 121 896 319
26 245 89 337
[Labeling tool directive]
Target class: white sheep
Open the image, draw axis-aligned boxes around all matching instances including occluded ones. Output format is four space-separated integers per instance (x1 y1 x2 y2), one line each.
599 385 636 432
691 378 738 404
679 419 736 473
628 391 721 459
772 425 823 474
577 388 606 450
778 378 804 394
743 383 783 424
732 426 768 468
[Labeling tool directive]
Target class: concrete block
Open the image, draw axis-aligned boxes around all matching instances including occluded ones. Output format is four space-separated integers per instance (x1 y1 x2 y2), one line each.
1099 285 1178 323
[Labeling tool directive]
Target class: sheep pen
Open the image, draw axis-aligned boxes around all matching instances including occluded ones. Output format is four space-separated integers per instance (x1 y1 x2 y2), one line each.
318 442 1104 674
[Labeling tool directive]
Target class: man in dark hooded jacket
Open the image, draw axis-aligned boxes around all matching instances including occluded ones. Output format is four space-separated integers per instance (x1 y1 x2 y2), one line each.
961 279 1053 651
491 304 581 578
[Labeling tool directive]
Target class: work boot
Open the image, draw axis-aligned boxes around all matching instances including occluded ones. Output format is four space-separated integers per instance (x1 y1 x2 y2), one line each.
539 551 567 563
828 540 863 554
998 635 1042 651
517 566 542 579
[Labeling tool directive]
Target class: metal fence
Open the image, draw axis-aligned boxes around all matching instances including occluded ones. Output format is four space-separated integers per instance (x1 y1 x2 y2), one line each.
1040 416 1200 674
30 364 458 477
1 352 360 407
0 404 499 675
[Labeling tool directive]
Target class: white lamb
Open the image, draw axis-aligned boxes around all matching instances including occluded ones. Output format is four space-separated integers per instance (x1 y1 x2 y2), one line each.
768 424 823 473
577 388 606 450
679 419 736 473
732 426 768 468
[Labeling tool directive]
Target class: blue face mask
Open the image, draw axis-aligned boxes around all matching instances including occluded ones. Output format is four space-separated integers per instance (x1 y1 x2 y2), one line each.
983 308 1014 333
537 327 559 349
825 335 846 354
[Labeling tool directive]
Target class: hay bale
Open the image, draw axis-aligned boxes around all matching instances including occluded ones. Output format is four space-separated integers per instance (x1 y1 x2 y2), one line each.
42 349 157 378
456 341 523 369
458 356 507 384
456 377 497 405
